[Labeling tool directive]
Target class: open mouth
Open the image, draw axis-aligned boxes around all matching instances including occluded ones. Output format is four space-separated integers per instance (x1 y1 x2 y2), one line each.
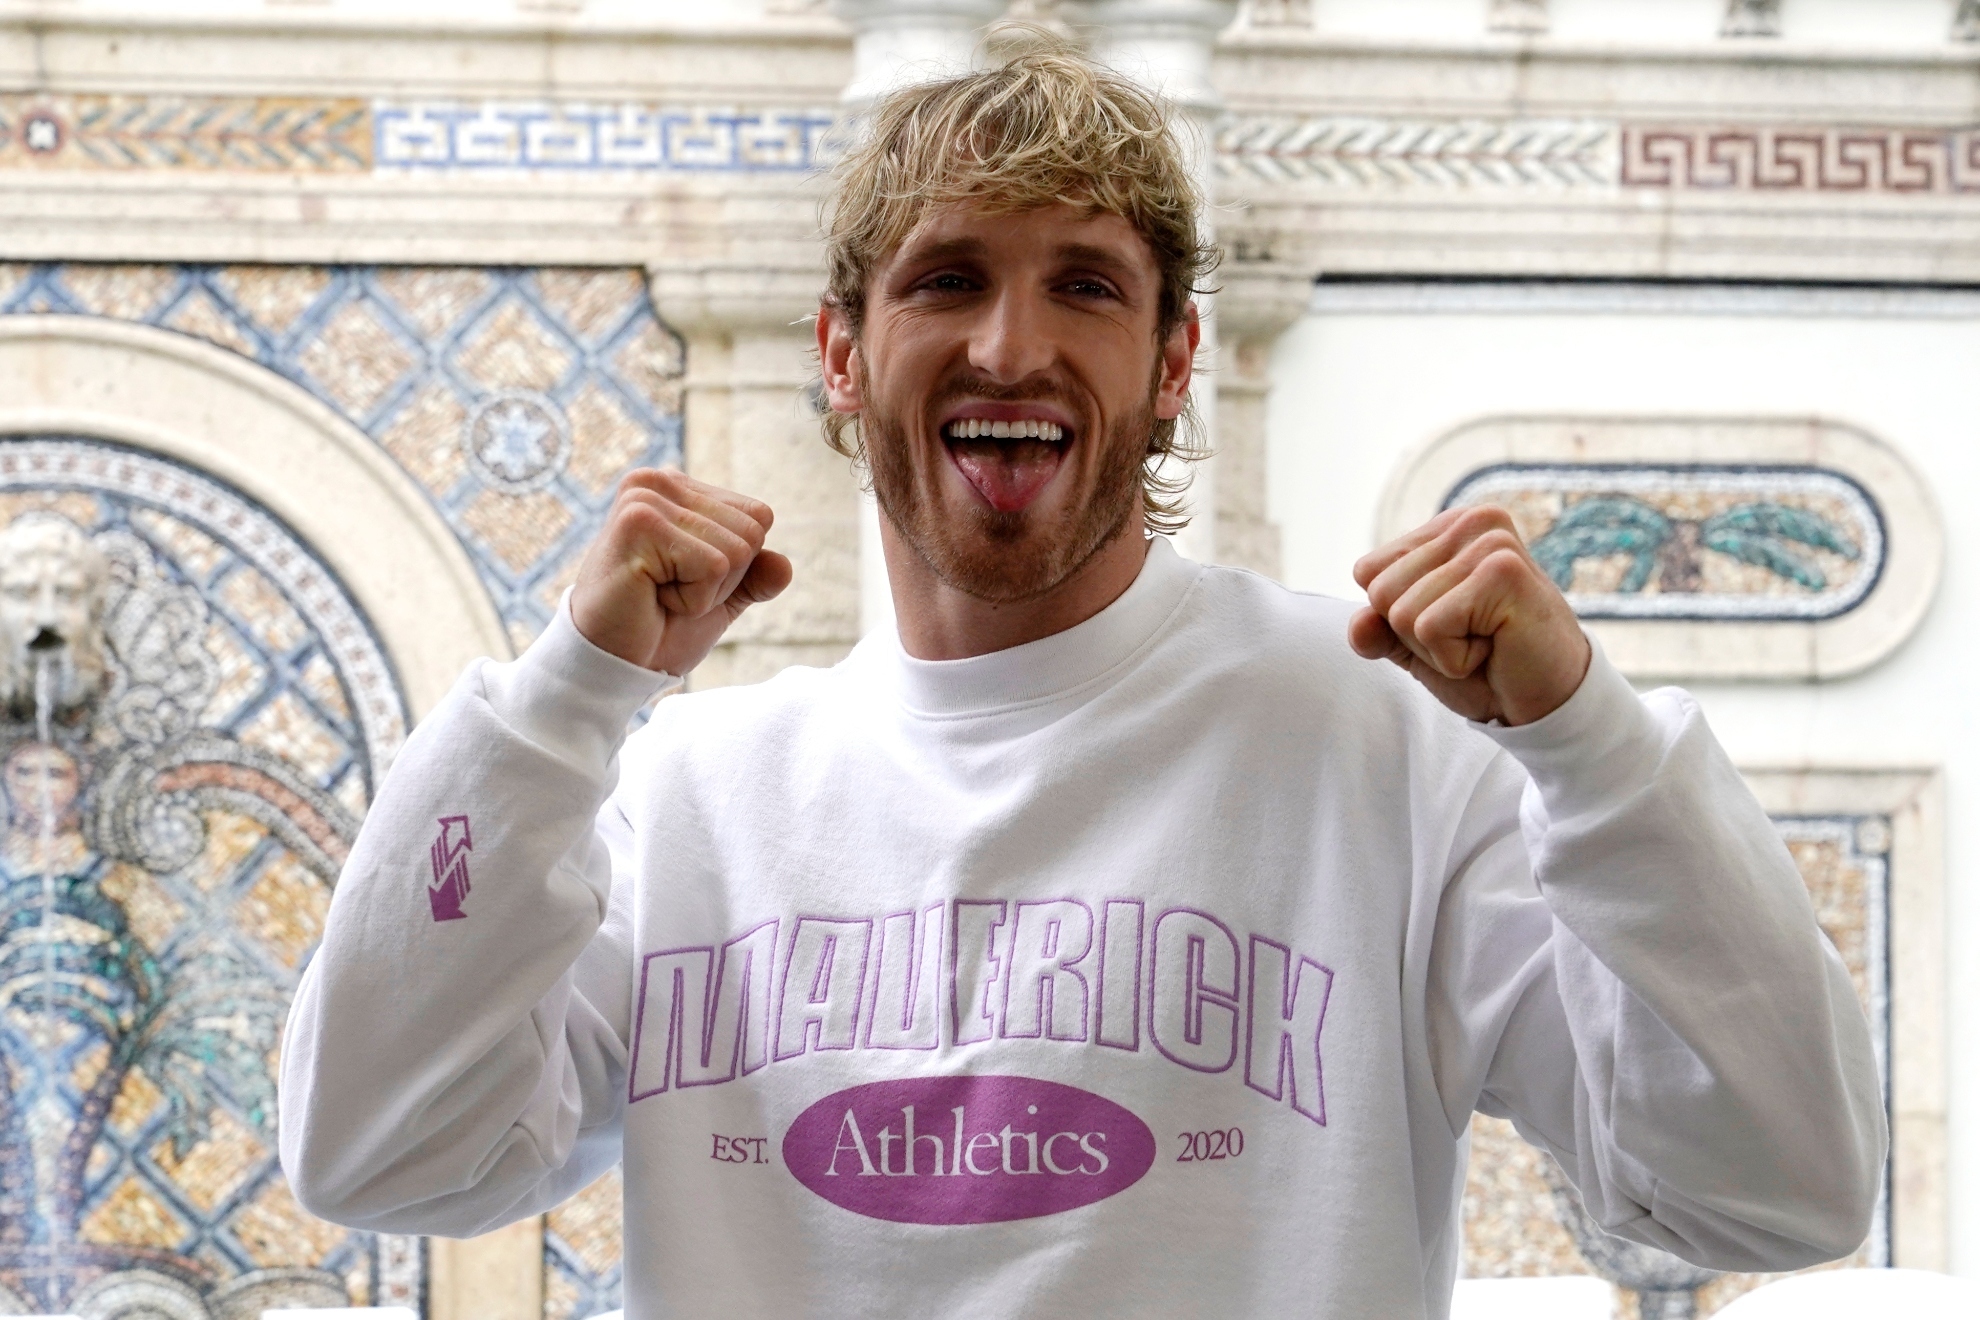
942 417 1071 513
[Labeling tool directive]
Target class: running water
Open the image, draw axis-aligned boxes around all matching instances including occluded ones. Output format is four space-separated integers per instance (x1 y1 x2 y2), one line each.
30 647 67 1262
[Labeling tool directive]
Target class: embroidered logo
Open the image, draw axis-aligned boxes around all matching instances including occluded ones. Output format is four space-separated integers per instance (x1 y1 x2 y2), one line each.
428 815 473 922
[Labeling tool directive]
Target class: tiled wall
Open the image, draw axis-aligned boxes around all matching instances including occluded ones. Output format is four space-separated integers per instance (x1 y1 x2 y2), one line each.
0 263 677 1317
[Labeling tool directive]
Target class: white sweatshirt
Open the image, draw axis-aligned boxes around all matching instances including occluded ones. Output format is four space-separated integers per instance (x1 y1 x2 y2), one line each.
280 537 1884 1320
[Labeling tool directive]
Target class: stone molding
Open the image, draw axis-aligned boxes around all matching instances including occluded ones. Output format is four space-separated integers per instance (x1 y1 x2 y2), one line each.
1377 416 1944 681
0 316 511 721
7 17 1980 280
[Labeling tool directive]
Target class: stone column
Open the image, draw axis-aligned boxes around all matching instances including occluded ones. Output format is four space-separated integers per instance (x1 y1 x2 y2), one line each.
1067 0 1238 565
1213 265 1308 579
646 264 864 688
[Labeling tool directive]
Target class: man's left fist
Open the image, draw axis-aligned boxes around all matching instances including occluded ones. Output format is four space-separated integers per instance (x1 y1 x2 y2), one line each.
1349 506 1592 727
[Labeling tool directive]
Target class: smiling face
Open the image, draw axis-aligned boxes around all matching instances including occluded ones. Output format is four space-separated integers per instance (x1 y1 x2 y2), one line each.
823 202 1195 604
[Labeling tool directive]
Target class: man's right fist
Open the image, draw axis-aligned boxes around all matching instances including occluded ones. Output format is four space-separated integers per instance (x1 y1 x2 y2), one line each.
570 469 794 676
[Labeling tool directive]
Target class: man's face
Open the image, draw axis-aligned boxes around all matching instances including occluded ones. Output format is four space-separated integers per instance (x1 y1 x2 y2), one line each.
822 203 1195 603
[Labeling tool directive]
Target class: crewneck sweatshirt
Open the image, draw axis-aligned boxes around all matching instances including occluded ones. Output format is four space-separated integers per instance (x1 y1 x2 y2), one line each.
280 537 1884 1320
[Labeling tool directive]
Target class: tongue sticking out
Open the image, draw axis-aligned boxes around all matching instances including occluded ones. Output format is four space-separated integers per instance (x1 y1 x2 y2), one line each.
948 436 1066 513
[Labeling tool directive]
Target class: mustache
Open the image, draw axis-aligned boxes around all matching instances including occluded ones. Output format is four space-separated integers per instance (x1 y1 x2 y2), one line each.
928 374 1081 412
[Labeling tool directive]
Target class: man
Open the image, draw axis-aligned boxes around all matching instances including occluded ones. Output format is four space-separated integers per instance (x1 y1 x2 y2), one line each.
280 35 1883 1319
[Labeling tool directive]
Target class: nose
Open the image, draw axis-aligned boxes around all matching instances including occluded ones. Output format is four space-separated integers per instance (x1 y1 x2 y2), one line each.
967 285 1056 386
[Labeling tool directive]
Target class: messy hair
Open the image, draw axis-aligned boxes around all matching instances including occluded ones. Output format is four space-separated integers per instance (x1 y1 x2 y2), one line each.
819 24 1219 535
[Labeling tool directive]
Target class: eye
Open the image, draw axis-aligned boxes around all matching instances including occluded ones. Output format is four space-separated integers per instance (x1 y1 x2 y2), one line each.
920 272 977 294
1062 278 1118 300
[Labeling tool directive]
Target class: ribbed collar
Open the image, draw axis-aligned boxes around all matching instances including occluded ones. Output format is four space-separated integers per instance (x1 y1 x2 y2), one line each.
863 536 1202 719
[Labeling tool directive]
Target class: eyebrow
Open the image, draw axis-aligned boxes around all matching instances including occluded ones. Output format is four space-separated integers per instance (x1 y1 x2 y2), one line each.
894 235 1144 281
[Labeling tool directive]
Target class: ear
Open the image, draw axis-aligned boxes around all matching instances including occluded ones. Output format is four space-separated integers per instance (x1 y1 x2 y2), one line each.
817 302 864 414
1153 302 1199 421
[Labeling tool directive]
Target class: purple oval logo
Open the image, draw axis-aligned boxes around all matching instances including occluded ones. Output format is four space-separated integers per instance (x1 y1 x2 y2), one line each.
783 1074 1156 1225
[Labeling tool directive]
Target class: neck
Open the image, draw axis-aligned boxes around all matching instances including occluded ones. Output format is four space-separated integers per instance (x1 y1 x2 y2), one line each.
884 517 1151 661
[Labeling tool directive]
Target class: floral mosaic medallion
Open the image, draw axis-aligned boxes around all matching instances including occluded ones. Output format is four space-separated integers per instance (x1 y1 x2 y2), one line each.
1462 814 1892 1318
1445 466 1885 622
0 439 421 1316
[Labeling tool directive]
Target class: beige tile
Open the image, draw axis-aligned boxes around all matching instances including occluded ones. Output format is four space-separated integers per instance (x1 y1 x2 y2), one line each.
151 1107 268 1214
235 851 330 968
546 1167 623 1277
297 300 417 417
533 268 644 342
57 264 178 320
99 862 187 952
454 301 574 394
239 691 347 783
377 384 471 496
131 508 228 582
297 651 352 724
232 1176 348 1268
107 1064 166 1138
375 268 495 342
460 487 574 575
610 319 684 414
213 266 332 338
217 565 309 655
190 811 271 892
163 289 257 358
80 1175 189 1251
202 622 270 727
565 382 651 495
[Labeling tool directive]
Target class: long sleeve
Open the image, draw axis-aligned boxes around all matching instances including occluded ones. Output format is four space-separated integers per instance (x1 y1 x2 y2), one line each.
278 603 675 1237
1424 644 1886 1272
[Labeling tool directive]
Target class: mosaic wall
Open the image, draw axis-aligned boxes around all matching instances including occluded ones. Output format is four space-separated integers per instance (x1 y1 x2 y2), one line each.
0 263 687 654
0 439 419 1316
0 262 683 1317
1445 465 1885 622
1463 812 1893 1318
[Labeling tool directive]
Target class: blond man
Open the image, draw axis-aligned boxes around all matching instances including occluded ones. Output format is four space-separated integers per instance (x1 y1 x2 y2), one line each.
281 36 1883 1319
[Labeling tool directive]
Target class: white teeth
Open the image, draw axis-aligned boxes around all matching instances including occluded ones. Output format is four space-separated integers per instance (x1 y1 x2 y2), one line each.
945 419 1067 441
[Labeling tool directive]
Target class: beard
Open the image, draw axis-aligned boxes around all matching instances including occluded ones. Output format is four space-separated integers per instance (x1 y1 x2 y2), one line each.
864 374 1153 605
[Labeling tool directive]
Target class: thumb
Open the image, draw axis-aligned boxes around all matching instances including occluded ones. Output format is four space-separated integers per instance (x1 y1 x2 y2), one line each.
724 550 794 620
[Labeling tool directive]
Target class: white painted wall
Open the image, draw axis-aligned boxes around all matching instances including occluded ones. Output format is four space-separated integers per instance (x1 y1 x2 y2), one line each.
1310 0 1959 45
1266 282 1980 1277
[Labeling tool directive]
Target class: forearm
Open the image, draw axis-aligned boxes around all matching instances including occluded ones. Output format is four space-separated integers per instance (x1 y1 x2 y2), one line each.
278 605 670 1232
1483 648 1885 1266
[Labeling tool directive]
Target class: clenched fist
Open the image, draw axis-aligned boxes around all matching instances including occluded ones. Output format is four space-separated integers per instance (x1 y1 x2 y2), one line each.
1349 505 1591 727
571 469 794 676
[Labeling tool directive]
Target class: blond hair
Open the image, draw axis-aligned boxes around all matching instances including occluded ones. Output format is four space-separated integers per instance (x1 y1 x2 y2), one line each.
820 24 1218 535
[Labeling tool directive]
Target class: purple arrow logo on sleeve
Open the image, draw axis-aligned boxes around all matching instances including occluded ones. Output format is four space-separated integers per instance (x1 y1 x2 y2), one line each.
428 815 473 922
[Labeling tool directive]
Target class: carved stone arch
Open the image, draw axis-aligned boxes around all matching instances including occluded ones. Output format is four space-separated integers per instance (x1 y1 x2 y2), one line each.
0 315 510 729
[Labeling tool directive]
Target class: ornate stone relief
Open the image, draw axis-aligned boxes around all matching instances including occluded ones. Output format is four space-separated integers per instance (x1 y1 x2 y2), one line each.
1378 418 1942 680
1465 769 1946 1310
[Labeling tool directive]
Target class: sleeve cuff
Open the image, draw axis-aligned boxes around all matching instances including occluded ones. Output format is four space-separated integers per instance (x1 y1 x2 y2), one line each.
1473 634 1669 821
479 594 682 773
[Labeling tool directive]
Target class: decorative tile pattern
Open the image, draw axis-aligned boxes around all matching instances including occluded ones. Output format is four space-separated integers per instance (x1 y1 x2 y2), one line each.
1217 116 1618 187
1623 125 1980 193
2 265 686 642
1445 465 1885 622
0 96 370 171
374 102 838 172
1463 812 1891 1315
0 448 419 1315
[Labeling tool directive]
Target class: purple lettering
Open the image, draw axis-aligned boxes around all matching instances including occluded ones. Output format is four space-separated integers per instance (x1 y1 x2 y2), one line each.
1149 908 1241 1074
1244 935 1335 1125
1096 899 1145 1051
626 947 713 1102
949 901 1008 1047
1001 899 1094 1042
774 917 872 1062
865 904 944 1050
